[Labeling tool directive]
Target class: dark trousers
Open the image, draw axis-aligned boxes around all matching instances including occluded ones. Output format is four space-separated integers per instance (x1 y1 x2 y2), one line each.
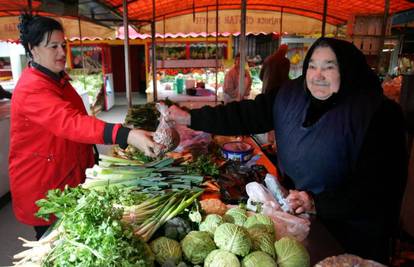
34 225 50 240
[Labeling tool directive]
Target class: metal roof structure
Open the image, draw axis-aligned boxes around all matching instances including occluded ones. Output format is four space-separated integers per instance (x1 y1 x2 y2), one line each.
0 1 413 28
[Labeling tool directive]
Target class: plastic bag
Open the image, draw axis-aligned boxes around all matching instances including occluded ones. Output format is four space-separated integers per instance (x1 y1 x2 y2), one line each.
264 173 292 213
245 181 310 241
153 103 180 156
173 125 211 153
245 182 281 212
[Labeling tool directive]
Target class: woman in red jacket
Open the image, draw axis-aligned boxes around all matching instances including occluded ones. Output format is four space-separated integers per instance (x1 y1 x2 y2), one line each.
9 14 160 240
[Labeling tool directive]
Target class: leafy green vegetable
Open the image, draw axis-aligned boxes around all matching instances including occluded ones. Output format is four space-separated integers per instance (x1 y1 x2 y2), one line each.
185 154 219 176
204 249 240 267
244 213 275 235
199 214 223 235
242 251 276 267
275 237 310 267
181 231 216 264
214 223 251 257
223 207 248 226
150 236 182 265
247 225 275 258
37 187 153 266
163 217 193 241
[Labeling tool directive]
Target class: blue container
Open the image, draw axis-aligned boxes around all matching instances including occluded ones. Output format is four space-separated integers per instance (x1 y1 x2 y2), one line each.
221 141 253 162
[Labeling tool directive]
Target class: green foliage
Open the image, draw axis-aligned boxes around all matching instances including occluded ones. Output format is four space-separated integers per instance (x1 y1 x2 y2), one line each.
274 237 310 267
244 214 275 235
204 249 240 267
181 231 216 264
214 223 251 257
150 236 182 265
185 154 219 177
223 207 248 226
163 217 192 241
247 225 275 258
199 214 223 235
36 186 153 266
242 251 277 267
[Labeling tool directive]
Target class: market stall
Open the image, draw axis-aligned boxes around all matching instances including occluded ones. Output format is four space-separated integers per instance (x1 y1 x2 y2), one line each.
12 101 394 266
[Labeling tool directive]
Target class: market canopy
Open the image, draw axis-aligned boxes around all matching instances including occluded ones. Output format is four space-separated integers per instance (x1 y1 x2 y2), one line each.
0 16 116 41
81 0 414 28
1 1 414 29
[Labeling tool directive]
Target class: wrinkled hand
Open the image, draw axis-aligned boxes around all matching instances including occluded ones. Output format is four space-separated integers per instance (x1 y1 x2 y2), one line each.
127 129 163 157
167 104 191 126
286 190 315 214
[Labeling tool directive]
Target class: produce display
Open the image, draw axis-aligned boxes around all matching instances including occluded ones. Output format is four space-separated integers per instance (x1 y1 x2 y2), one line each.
12 116 323 267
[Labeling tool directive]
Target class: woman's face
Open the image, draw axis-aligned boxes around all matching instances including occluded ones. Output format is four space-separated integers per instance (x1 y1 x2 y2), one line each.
31 30 66 74
306 46 340 100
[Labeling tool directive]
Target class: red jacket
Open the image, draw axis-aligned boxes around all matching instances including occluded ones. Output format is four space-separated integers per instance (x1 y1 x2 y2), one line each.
9 67 116 225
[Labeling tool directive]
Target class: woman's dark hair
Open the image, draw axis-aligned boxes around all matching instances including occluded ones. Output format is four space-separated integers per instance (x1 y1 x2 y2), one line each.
18 13 64 59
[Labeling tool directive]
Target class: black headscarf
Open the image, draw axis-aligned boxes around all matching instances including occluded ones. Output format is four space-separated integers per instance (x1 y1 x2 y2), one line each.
301 37 383 126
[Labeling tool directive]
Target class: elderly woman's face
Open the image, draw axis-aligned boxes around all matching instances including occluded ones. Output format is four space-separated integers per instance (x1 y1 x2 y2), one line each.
306 46 340 100
31 30 66 74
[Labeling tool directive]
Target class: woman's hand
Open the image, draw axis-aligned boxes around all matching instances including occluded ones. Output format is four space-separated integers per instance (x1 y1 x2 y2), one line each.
286 190 316 214
127 129 163 157
167 105 191 126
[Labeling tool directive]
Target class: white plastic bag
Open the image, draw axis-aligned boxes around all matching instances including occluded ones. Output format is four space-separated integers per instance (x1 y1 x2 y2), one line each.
245 182 281 212
245 181 310 241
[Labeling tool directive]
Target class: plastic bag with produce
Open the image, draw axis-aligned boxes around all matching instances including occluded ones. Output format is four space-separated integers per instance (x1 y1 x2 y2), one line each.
153 103 180 156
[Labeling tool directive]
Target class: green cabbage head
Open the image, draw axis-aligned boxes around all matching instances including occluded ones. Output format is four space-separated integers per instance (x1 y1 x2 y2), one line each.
247 225 275 258
223 207 248 226
181 231 216 264
244 213 275 235
242 251 277 267
149 236 182 265
204 249 240 267
214 223 251 257
199 214 224 235
274 237 310 267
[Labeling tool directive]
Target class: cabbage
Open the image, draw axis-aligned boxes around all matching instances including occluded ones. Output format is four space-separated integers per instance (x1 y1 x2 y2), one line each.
242 251 277 267
204 249 240 267
181 231 216 264
274 237 310 267
199 214 224 235
223 207 248 226
149 236 182 265
214 223 251 257
247 225 275 258
244 213 275 235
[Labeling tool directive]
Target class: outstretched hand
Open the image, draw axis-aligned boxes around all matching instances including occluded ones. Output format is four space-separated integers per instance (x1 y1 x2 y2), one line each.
127 129 164 157
167 104 191 126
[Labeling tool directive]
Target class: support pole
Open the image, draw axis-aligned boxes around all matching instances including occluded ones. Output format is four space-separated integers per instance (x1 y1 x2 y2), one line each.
123 0 132 107
77 17 87 108
151 0 157 102
321 0 328 37
28 0 32 15
280 7 283 35
215 0 219 103
238 0 247 101
377 0 390 72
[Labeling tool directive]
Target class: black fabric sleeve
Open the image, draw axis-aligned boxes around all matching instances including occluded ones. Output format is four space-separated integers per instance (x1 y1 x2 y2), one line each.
189 93 275 135
116 126 131 149
313 98 408 221
103 123 115 144
103 123 131 149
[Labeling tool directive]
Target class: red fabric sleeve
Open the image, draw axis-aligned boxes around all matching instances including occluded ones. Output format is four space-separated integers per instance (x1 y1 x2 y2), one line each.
19 83 106 144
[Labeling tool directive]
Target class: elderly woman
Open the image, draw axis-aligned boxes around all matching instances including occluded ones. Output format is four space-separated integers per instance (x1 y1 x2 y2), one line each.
9 14 160 240
168 37 407 264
